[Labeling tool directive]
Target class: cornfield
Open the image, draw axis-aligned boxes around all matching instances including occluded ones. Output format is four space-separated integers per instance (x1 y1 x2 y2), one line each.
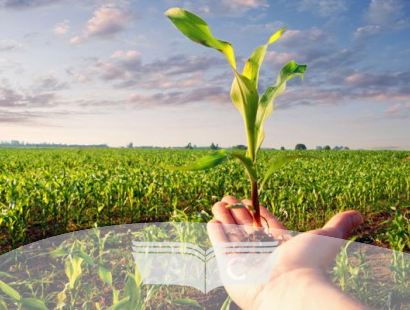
0 148 409 309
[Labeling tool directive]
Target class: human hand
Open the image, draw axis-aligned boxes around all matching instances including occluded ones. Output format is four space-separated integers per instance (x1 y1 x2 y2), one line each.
207 196 367 310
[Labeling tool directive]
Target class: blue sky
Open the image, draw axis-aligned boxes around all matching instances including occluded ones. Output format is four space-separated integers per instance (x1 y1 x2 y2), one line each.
0 0 409 149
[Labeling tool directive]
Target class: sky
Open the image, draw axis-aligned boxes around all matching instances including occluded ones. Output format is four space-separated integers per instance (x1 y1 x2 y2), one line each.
0 0 409 150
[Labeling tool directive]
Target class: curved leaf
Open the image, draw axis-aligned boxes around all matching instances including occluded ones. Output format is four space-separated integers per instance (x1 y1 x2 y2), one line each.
106 296 130 310
99 267 113 287
172 298 204 309
229 152 257 181
20 298 49 310
0 280 20 301
165 8 236 69
168 149 228 171
230 71 259 162
255 60 307 152
243 27 286 86
76 249 95 267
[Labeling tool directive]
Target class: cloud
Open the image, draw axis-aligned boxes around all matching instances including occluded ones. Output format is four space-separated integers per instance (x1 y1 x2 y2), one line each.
0 87 23 107
0 0 64 9
297 0 349 17
265 51 294 68
278 27 334 50
69 5 136 44
220 0 269 15
383 103 409 119
343 71 410 89
178 0 269 16
70 36 82 45
0 109 39 123
54 20 70 35
0 40 24 52
353 25 381 40
81 52 226 90
34 75 69 92
0 86 58 108
85 5 134 38
126 86 229 107
239 21 286 35
385 103 401 115
365 0 409 29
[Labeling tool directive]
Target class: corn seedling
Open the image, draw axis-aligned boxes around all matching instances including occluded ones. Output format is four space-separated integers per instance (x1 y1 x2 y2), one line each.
165 8 307 227
0 279 48 310
385 207 410 299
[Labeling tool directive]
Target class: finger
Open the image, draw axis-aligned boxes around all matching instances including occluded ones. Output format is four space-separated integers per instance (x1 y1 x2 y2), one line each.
322 211 363 258
221 196 254 229
242 199 289 239
261 205 291 240
207 219 229 245
212 198 245 242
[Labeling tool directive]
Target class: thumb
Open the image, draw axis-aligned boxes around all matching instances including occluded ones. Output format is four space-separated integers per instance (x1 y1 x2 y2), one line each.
320 211 363 264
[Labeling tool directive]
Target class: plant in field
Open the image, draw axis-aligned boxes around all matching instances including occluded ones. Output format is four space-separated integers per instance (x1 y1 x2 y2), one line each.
0 278 48 310
383 207 410 298
165 8 307 227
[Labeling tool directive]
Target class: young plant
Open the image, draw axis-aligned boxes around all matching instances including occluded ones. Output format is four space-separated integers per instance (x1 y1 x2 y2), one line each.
165 8 307 227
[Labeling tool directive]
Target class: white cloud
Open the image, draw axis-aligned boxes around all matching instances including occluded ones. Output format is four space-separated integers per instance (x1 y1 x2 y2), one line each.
406 102 410 109
0 39 24 52
265 51 293 66
76 74 90 83
70 36 82 45
353 25 381 40
54 20 70 35
297 0 349 17
85 5 134 38
223 0 268 10
365 0 409 29
385 103 401 115
174 0 268 17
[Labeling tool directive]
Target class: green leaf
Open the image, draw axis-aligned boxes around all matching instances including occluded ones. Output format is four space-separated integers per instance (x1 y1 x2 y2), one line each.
230 71 259 162
171 298 204 309
0 295 7 310
255 60 307 152
243 27 286 86
106 296 130 310
0 272 13 279
229 152 257 181
49 247 69 257
99 267 113 287
220 296 232 310
168 149 228 171
20 298 49 310
260 155 313 191
123 274 142 310
76 250 95 267
165 8 236 69
0 280 20 301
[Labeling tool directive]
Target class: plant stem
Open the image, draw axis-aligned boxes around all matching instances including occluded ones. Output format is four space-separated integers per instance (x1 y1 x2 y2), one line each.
251 180 262 227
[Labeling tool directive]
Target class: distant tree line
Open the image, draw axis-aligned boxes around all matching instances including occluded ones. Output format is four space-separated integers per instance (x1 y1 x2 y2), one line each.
0 140 108 148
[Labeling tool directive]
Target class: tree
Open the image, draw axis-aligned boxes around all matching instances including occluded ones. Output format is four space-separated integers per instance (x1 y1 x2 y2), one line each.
324 145 331 150
185 142 193 149
295 143 307 150
210 142 219 150
127 142 134 149
280 146 286 150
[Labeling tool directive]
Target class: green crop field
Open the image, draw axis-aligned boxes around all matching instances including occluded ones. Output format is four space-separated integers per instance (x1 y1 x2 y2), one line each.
0 148 409 309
